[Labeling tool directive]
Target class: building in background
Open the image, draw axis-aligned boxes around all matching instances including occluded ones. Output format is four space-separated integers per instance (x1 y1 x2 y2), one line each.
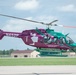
11 50 40 58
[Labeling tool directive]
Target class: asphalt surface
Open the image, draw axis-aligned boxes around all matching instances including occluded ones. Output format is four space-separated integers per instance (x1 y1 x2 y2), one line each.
0 66 76 75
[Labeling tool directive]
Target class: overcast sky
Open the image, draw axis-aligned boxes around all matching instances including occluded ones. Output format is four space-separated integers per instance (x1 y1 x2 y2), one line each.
0 0 76 50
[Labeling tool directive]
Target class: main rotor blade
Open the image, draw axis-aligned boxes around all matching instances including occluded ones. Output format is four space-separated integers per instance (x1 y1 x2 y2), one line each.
0 14 58 26
0 14 45 24
56 24 76 28
1 14 75 28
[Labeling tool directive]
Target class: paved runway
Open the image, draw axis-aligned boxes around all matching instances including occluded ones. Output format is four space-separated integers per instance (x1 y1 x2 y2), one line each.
0 66 76 75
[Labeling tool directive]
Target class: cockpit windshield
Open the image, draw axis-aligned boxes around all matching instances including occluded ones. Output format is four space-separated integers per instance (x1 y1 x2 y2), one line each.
66 36 74 44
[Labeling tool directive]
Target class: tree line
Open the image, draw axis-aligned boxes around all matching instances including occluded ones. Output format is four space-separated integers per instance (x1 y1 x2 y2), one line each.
0 48 76 55
0 49 14 55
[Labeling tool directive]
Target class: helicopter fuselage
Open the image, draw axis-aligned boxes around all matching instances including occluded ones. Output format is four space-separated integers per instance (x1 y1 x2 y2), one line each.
0 28 73 50
22 29 70 50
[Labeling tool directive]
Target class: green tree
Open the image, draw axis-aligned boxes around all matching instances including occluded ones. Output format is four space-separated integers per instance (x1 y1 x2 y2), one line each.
0 50 2 55
2 50 6 55
9 49 14 55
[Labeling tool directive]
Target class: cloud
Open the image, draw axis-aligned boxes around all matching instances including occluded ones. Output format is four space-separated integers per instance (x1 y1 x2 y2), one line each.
14 0 39 10
57 4 76 12
2 15 57 32
2 19 35 32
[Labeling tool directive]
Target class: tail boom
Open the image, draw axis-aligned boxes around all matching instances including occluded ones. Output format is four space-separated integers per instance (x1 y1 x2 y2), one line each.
0 29 21 40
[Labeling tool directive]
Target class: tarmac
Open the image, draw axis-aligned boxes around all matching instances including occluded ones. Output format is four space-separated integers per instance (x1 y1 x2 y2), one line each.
0 66 76 75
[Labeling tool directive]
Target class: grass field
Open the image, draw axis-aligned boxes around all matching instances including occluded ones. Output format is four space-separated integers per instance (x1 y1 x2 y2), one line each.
0 57 76 66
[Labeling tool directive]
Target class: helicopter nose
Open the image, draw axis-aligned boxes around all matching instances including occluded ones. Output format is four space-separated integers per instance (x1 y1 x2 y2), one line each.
70 43 76 47
70 43 76 52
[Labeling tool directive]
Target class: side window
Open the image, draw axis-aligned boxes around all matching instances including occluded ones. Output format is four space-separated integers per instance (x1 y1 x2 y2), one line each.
42 35 52 44
47 38 52 44
62 38 66 44
53 37 66 45
59 37 66 45
24 55 28 57
53 37 58 43
14 55 18 58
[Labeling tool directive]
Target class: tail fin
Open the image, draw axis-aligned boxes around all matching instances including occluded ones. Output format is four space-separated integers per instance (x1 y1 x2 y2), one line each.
0 29 4 40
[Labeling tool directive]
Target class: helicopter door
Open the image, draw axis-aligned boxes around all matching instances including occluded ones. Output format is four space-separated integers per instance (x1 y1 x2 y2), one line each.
43 35 52 44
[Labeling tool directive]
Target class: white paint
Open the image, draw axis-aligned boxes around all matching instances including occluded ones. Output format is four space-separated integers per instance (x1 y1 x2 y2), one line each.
5 33 19 37
31 37 38 42
31 33 38 43
26 36 28 42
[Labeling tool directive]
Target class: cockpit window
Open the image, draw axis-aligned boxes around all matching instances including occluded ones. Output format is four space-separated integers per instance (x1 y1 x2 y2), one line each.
66 36 74 44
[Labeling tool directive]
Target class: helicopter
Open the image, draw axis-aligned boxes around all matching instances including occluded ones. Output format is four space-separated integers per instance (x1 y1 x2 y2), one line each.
0 14 76 51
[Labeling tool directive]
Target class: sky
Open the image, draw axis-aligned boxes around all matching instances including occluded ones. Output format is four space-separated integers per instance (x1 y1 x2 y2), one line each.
0 0 76 50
